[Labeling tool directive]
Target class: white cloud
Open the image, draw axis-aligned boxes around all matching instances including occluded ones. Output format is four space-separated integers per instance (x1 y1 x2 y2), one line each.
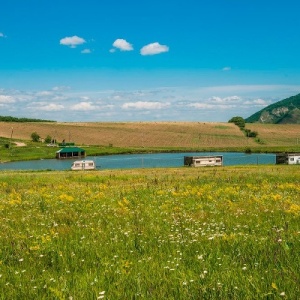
112 39 133 51
37 103 64 111
209 96 241 103
0 85 297 122
0 95 15 103
189 103 215 109
80 96 90 101
244 98 271 106
81 48 91 54
60 35 86 48
253 98 268 105
36 91 53 97
122 101 170 110
71 101 96 111
52 95 67 101
189 102 235 110
52 86 70 92
222 67 231 71
140 42 169 56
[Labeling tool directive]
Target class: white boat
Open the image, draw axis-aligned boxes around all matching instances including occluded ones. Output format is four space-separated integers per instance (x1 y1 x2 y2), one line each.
71 160 96 170
184 155 223 167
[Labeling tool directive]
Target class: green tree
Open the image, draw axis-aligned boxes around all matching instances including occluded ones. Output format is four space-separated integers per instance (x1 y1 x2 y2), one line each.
31 132 40 142
44 135 52 144
228 116 245 129
248 131 258 138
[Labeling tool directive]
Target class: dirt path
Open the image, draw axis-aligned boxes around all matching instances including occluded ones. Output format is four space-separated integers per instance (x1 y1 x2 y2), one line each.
14 142 26 147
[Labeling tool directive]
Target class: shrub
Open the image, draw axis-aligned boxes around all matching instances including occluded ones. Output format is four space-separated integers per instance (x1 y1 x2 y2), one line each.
248 131 258 138
44 135 52 144
228 116 245 129
30 132 40 142
245 147 252 153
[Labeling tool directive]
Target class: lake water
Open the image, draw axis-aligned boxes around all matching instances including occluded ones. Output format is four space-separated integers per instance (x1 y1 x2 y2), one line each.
0 152 276 171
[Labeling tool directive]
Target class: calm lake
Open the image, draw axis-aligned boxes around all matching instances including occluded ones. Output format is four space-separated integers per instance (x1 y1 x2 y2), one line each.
0 152 276 171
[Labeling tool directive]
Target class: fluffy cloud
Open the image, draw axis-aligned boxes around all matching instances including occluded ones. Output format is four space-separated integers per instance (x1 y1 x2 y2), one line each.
112 39 133 51
244 98 270 106
81 48 91 54
253 98 268 105
36 91 53 97
52 86 70 92
71 102 96 111
0 85 295 122
189 101 235 110
222 67 231 71
140 42 169 56
122 101 170 110
209 96 241 103
37 103 64 111
188 103 215 109
60 36 86 48
0 95 15 103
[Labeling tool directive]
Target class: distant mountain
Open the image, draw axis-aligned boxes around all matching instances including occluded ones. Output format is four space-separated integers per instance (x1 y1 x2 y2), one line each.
245 94 300 124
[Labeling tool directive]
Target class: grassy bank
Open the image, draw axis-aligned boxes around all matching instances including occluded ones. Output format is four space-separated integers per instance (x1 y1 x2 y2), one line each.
2 142 300 163
0 166 299 299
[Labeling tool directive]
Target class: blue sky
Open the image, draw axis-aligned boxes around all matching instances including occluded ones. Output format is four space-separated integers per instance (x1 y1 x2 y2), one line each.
1 0 300 122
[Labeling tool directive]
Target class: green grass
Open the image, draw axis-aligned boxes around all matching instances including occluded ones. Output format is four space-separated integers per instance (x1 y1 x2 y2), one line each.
0 166 299 299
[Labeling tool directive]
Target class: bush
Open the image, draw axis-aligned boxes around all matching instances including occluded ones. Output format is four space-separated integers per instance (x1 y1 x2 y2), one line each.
245 147 252 153
228 116 245 129
248 131 258 138
44 135 52 144
30 132 40 142
244 129 251 136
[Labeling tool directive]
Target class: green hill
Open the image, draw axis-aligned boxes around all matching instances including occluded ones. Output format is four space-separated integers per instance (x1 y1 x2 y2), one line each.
246 93 300 124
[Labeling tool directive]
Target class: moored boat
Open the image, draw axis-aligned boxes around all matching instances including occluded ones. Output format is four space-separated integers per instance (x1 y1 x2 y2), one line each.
71 160 96 170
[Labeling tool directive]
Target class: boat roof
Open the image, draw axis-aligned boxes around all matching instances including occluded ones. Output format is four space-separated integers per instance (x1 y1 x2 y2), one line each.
56 147 85 153
72 160 94 163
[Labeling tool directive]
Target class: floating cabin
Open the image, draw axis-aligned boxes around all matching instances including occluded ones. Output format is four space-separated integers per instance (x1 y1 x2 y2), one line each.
56 147 86 159
287 153 300 165
184 155 223 167
71 160 96 171
276 153 300 165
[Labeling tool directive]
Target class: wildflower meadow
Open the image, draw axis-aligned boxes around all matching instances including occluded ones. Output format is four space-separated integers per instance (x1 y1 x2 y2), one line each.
0 165 299 299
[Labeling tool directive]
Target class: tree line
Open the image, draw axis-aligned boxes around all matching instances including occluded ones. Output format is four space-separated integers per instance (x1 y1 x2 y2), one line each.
0 116 55 122
228 116 258 137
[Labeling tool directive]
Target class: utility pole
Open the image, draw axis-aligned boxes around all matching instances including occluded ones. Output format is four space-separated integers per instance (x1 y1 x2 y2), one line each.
9 127 13 149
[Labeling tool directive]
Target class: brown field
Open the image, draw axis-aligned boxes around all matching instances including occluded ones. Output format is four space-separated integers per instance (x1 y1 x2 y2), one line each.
247 123 300 146
0 121 300 149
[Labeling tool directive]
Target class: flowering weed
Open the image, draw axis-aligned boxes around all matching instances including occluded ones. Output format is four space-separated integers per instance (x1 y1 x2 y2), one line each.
0 166 299 299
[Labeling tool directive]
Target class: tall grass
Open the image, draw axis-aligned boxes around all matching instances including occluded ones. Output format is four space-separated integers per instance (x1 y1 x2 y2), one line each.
0 166 299 299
